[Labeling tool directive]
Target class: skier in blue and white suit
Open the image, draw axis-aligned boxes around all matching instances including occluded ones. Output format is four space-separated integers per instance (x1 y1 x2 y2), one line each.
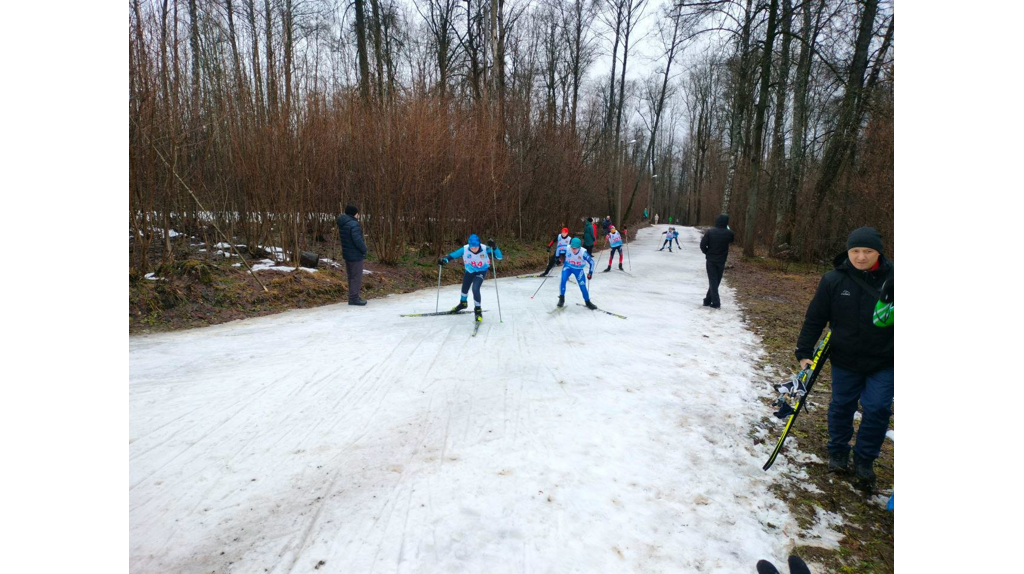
557 237 597 310
438 234 503 322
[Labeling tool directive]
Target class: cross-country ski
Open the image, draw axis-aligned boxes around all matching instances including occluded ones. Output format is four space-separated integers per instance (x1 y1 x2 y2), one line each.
575 302 627 319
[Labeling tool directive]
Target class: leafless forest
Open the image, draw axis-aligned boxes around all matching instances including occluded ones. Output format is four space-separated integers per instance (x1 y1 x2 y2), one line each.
129 0 893 270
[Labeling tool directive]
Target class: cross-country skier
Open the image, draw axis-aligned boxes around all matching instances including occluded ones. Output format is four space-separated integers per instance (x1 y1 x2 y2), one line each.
438 234 503 323
557 237 597 310
601 224 626 272
658 227 680 252
795 226 893 492
538 227 572 277
700 214 735 308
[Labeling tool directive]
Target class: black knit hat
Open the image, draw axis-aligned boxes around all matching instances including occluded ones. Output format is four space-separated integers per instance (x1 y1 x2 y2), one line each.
846 226 883 253
344 204 359 216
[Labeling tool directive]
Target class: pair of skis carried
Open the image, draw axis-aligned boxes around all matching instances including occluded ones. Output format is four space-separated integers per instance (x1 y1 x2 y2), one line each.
762 330 832 471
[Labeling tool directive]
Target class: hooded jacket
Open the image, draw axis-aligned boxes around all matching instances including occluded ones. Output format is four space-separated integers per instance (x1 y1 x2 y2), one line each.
796 252 894 373
583 221 596 246
700 215 734 263
336 213 368 262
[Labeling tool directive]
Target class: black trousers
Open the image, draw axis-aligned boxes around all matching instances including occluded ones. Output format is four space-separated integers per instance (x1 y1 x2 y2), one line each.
460 270 487 305
345 259 365 302
704 261 725 307
543 252 565 275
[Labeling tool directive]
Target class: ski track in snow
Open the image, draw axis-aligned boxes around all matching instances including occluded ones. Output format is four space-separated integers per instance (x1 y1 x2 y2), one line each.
129 225 825 573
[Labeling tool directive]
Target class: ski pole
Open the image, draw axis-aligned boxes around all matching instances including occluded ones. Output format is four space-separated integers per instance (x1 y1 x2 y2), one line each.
490 245 503 323
625 228 632 271
530 274 549 299
435 264 442 313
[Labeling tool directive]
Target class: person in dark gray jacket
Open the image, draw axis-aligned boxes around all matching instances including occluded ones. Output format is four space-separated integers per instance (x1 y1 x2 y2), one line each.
699 214 734 308
336 204 368 305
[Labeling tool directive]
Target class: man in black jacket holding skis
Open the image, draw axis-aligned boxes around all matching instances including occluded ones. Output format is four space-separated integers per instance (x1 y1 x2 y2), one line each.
700 214 734 308
796 226 894 491
336 204 368 306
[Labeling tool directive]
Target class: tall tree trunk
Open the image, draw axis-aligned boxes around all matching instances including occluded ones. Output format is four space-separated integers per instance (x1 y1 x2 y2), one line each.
282 0 293 119
354 0 371 102
742 0 779 257
246 0 266 124
721 0 755 214
812 0 879 208
769 0 793 254
370 0 386 106
785 0 822 253
263 0 278 119
188 0 201 112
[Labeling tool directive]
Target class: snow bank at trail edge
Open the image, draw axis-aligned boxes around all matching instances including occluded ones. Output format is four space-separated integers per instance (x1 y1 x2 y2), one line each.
129 225 840 573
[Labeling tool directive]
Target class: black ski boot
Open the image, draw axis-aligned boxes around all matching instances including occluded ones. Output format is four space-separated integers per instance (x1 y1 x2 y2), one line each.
602 265 611 272
557 295 565 307
450 301 468 314
584 300 597 310
828 450 850 473
853 454 877 492
474 307 483 322
618 262 624 271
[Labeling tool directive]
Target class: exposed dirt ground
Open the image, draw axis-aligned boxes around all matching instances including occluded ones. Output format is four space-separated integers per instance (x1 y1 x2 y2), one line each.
129 238 551 334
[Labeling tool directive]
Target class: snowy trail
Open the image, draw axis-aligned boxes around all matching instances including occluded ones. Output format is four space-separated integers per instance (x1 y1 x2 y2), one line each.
129 225 817 573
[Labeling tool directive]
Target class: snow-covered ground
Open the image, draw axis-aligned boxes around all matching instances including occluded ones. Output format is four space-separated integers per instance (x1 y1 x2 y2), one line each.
129 225 831 573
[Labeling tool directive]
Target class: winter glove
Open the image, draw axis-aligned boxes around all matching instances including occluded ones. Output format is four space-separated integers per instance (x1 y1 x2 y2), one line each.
587 273 592 280
487 239 497 250
438 257 449 266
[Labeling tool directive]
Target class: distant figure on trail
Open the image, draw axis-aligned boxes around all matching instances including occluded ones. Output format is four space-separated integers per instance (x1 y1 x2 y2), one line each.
699 214 735 309
668 215 673 224
654 213 660 225
538 227 572 277
659 227 680 252
601 225 626 272
643 208 649 221
795 226 893 492
601 215 612 236
583 217 596 254
336 204 368 306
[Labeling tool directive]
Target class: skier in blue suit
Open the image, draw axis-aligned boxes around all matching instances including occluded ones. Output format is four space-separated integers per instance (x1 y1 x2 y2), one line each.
557 238 597 310
438 234 503 322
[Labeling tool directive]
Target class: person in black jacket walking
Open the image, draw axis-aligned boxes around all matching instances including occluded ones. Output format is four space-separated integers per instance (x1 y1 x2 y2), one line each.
795 226 894 491
700 214 734 308
336 204 369 306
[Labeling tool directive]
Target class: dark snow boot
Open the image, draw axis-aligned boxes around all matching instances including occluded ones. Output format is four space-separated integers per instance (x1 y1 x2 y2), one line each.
828 450 850 473
787 556 812 574
450 300 468 314
853 454 877 492
474 307 483 322
603 265 611 272
755 560 780 574
557 295 565 307
618 262 624 270
584 300 598 310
